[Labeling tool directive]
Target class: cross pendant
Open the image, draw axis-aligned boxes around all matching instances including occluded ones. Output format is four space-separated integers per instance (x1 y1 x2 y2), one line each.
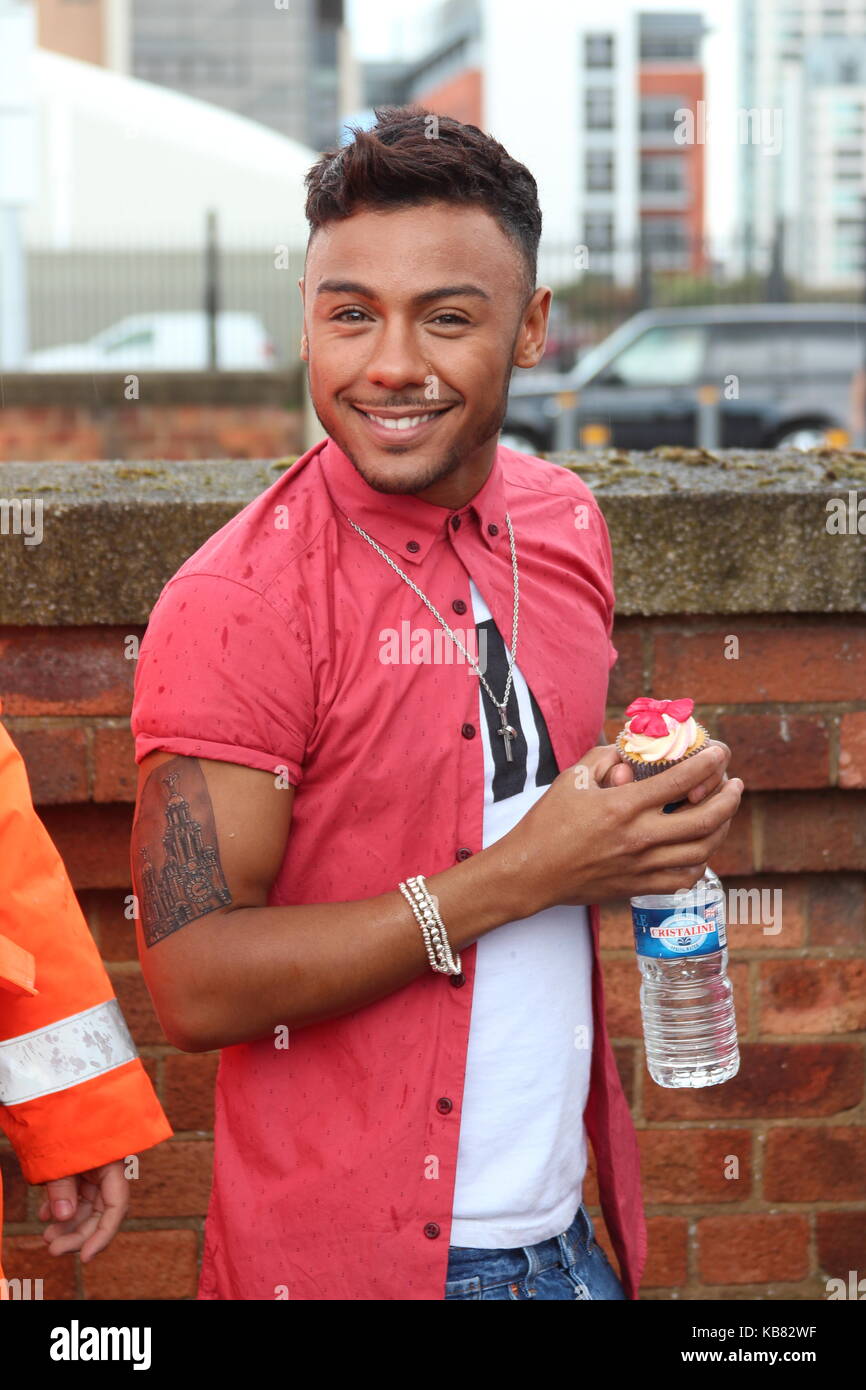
496 707 518 762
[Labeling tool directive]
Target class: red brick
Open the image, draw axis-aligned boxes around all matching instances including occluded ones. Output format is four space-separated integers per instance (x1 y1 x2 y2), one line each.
697 1214 809 1285
709 793 754 876
808 874 866 948
93 724 137 802
599 899 632 949
724 875 806 948
109 967 169 1047
2 724 88 803
40 803 133 888
603 716 622 746
645 1043 863 1120
839 712 866 789
0 628 135 714
130 1140 214 1218
81 1229 199 1301
163 1052 220 1131
599 959 643 1038
638 1129 752 1202
607 625 645 708
759 792 866 872
643 1216 689 1288
1 1235 78 1299
79 887 139 961
715 712 830 789
815 1211 866 1281
651 625 866 703
764 1127 866 1201
760 959 866 1034
0 1150 28 1222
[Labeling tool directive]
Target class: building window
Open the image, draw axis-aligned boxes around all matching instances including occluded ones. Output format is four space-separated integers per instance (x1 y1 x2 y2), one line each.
640 95 689 135
586 149 614 191
584 212 614 252
586 87 614 130
639 33 700 62
585 34 614 68
640 155 687 193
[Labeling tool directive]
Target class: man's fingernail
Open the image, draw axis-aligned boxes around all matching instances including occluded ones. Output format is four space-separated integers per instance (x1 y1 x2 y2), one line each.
710 747 725 763
54 1200 73 1218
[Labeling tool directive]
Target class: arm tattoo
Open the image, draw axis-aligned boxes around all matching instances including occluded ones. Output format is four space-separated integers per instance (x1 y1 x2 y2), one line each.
133 757 232 948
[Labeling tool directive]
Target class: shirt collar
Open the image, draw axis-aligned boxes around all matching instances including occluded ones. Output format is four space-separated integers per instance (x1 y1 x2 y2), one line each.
319 436 509 565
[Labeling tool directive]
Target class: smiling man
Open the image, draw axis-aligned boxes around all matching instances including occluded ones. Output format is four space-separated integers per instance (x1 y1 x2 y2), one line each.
130 107 741 1302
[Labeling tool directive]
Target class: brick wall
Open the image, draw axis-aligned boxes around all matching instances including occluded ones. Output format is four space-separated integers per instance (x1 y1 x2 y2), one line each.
0 372 303 463
0 451 864 1299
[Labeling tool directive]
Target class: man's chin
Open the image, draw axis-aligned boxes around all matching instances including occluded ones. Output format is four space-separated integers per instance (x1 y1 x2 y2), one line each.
334 432 463 496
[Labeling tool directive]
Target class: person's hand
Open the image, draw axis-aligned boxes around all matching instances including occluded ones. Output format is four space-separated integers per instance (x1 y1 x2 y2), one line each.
500 740 743 913
38 1160 130 1263
598 738 731 805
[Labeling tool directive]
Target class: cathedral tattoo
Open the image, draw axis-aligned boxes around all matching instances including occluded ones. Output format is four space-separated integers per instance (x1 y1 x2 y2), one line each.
135 758 232 947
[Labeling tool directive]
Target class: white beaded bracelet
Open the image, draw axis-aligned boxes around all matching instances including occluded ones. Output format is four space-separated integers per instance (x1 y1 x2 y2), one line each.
399 875 462 975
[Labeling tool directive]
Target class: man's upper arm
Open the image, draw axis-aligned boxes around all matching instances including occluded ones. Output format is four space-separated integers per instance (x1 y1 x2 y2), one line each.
131 751 294 1042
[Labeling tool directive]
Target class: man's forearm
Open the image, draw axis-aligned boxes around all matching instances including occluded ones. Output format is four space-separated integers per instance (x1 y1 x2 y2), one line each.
170 835 538 1051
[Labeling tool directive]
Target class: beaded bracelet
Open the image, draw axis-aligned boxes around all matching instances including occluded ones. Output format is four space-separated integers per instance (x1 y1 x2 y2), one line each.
398 875 462 975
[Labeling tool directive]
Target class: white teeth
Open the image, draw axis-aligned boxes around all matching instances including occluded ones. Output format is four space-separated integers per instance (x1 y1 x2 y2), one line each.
363 411 444 431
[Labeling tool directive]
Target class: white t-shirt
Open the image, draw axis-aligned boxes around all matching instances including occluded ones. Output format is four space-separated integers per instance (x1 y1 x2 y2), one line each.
449 580 595 1249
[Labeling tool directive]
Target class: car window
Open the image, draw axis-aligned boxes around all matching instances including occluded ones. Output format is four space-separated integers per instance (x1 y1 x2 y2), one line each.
706 325 795 377
605 325 707 386
707 322 866 378
785 324 866 374
103 330 156 353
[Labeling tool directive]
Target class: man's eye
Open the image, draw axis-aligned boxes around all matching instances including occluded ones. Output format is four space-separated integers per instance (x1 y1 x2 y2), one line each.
333 308 369 323
431 314 469 326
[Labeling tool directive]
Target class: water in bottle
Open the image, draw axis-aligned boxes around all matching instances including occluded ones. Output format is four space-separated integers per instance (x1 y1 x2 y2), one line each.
630 866 739 1088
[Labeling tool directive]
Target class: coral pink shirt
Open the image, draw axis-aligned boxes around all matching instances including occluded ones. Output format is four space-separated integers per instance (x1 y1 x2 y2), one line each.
131 436 648 1300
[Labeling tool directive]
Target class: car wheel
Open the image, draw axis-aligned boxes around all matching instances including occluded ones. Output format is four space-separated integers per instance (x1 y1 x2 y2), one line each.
771 423 833 450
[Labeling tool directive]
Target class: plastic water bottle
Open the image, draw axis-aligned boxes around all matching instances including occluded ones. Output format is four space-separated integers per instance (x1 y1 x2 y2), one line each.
630 866 739 1088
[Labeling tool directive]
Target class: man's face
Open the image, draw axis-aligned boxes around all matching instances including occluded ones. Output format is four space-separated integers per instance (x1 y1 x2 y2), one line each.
299 202 549 500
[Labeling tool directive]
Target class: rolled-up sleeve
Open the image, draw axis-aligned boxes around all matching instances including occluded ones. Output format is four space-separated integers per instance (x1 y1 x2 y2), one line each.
132 573 314 786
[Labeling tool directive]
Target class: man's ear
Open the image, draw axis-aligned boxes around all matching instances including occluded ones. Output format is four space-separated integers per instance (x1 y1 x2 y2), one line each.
513 286 552 370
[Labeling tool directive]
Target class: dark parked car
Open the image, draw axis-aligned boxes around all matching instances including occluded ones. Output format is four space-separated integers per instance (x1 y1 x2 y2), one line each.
504 303 866 452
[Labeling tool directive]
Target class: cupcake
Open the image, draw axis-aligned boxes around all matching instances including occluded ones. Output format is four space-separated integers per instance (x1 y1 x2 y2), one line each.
615 697 708 781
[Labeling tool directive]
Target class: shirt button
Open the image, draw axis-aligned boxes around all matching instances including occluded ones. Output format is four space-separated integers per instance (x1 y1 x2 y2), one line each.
488 523 499 536
461 723 475 739
452 598 467 615
436 1097 453 1114
456 847 473 861
449 972 466 988
406 540 420 553
450 515 461 530
424 1222 441 1239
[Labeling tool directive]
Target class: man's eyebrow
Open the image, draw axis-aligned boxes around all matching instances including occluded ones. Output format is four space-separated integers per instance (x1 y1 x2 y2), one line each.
315 279 491 304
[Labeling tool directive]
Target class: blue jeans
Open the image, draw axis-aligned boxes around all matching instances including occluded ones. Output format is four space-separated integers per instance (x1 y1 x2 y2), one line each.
444 1203 626 1300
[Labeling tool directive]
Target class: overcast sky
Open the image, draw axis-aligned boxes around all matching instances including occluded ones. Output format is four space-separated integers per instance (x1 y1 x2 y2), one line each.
345 0 740 240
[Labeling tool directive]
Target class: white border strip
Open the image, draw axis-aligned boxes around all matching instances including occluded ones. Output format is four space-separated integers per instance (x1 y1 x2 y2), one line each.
0 999 138 1106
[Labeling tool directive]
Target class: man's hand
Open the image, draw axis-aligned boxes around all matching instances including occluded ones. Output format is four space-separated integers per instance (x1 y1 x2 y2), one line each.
38 1160 130 1263
500 739 743 913
596 738 731 804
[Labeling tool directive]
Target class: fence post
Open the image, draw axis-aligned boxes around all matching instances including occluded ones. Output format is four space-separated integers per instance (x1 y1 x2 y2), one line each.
696 383 720 450
204 209 219 370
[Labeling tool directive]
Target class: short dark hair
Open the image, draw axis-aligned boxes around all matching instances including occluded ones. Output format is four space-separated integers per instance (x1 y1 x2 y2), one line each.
304 105 542 305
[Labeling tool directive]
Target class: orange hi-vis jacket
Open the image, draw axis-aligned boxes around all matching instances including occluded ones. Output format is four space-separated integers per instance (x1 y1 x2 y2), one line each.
0 699 172 1290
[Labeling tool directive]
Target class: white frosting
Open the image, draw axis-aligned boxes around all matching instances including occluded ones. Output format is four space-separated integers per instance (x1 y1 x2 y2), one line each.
622 713 699 763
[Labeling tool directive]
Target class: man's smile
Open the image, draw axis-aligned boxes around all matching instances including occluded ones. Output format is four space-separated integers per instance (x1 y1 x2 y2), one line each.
349 402 457 445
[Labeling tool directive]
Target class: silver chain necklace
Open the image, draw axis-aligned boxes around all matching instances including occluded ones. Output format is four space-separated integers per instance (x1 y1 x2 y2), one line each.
344 511 521 761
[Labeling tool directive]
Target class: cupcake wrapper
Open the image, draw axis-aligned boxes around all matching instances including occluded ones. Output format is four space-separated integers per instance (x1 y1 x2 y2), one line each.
615 724 709 781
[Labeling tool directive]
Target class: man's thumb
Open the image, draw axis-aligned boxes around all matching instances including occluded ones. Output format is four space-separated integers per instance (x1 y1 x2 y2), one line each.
45 1176 78 1221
